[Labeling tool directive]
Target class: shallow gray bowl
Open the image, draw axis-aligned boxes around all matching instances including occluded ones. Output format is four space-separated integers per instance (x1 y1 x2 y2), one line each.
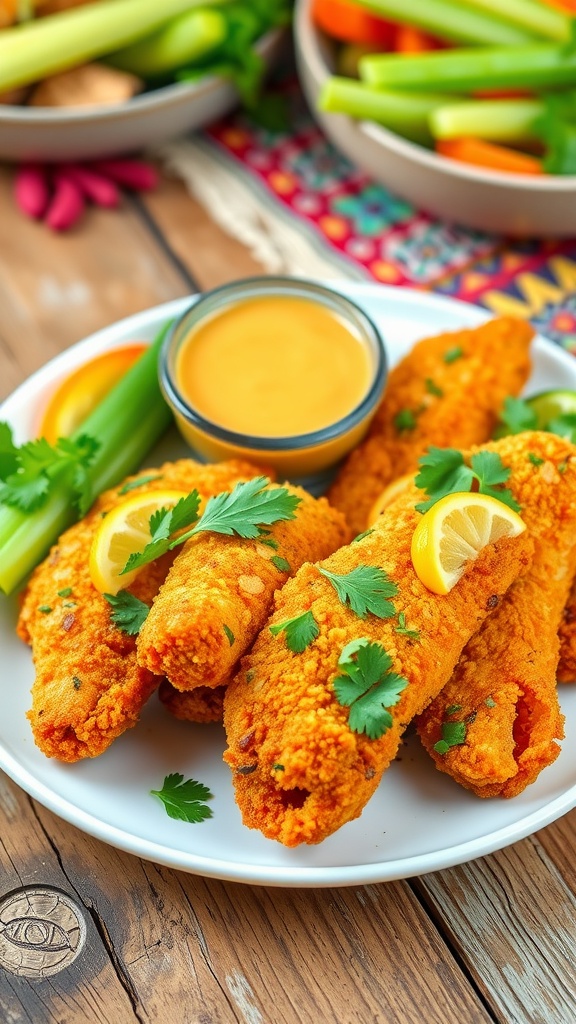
294 0 576 237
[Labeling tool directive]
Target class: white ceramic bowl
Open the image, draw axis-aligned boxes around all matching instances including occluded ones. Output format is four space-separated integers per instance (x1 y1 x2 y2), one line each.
0 30 282 162
294 0 576 237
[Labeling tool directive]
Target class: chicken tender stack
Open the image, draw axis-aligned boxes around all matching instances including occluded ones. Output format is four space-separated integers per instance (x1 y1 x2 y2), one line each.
18 458 266 762
328 317 533 534
137 487 350 691
223 433 543 847
417 433 576 797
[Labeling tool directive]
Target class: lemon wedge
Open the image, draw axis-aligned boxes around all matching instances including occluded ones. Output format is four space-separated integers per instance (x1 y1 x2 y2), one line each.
367 473 414 526
90 489 189 595
410 492 525 596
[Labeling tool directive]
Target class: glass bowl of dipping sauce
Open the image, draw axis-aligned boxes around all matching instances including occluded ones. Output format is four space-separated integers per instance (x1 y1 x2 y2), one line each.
159 277 387 484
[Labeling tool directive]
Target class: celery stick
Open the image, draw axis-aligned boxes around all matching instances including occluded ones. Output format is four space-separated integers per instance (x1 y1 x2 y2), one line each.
360 44 576 93
0 322 173 595
0 0 228 93
108 9 227 78
353 0 537 45
455 0 573 42
430 99 543 142
320 77 457 145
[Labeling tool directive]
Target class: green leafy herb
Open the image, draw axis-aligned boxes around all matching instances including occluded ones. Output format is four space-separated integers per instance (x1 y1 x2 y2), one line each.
319 565 398 620
353 528 374 543
104 591 150 635
223 624 235 646
38 605 52 614
333 639 408 740
485 696 496 708
273 764 285 771
495 395 538 437
58 587 73 598
425 378 444 397
548 413 576 443
415 447 520 513
119 473 163 495
393 409 418 433
558 458 569 474
395 612 420 641
122 491 202 574
258 536 279 550
150 773 213 824
72 676 82 690
445 703 462 715
444 346 464 364
271 555 291 573
246 669 255 683
0 425 99 516
269 609 319 653
528 452 545 467
433 720 467 755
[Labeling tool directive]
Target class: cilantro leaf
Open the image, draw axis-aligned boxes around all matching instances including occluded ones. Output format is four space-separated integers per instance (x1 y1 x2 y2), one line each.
319 565 398 619
353 528 374 543
271 555 291 573
0 422 19 478
528 452 544 467
394 409 419 433
104 592 150 635
119 474 164 495
494 396 538 438
183 476 301 541
121 491 201 575
433 720 467 755
547 412 576 443
0 427 99 514
269 609 319 653
470 451 521 512
415 448 473 513
395 611 420 641
150 773 213 823
333 639 408 740
223 624 235 646
425 378 443 397
444 346 464 363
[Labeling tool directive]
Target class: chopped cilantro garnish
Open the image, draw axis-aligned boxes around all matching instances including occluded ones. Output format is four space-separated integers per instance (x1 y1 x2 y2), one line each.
273 764 285 771
395 611 420 641
119 473 163 495
319 566 398 620
271 555 291 573
269 609 319 654
0 426 99 517
394 409 418 433
485 696 496 708
415 447 520 514
528 452 544 467
495 396 538 437
353 528 374 543
548 413 576 443
444 346 464 364
150 773 213 823
38 605 52 614
425 378 443 397
104 591 150 635
333 639 408 740
558 459 569 474
445 703 462 716
258 536 279 550
58 587 73 598
223 624 235 646
433 720 467 754
72 676 82 690
246 669 255 683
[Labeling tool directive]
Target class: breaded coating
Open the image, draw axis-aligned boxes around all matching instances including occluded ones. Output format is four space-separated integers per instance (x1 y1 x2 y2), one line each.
328 317 533 534
137 488 350 690
159 680 225 724
223 433 542 847
417 433 576 798
558 578 576 683
18 458 266 762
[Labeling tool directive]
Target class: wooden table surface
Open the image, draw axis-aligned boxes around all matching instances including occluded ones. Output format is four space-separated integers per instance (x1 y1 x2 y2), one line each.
1 162 576 1024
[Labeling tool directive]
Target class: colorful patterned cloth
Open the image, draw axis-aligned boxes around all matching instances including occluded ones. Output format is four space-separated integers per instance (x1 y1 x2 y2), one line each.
204 79 576 354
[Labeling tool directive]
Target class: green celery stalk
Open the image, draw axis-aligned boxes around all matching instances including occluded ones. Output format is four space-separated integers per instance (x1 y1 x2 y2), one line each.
0 0 228 93
319 77 457 145
454 0 574 42
0 322 173 595
353 0 538 45
108 8 228 78
429 98 543 142
360 43 576 93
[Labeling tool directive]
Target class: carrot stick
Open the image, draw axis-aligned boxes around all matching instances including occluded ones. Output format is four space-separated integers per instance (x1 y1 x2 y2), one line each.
436 137 545 175
394 24 443 52
311 0 396 46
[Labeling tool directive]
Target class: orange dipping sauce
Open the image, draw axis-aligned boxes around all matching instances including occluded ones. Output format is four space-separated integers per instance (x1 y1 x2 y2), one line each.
175 295 373 438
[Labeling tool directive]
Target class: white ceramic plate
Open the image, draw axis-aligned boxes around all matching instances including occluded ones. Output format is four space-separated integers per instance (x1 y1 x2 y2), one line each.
1 284 576 888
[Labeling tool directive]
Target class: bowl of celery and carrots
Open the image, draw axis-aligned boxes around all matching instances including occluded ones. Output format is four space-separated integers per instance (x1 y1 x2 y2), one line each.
295 0 576 236
0 0 287 161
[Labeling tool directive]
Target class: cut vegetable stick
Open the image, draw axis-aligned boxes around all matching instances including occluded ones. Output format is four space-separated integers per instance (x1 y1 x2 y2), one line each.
394 24 444 53
452 0 573 41
312 0 396 46
319 76 455 145
430 98 543 143
107 8 227 78
353 0 537 45
436 137 545 174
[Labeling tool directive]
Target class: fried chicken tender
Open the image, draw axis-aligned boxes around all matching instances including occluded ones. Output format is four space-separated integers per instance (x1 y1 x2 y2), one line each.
417 433 576 798
137 487 350 691
223 434 541 847
158 680 225 724
558 578 576 683
18 458 266 762
328 317 533 534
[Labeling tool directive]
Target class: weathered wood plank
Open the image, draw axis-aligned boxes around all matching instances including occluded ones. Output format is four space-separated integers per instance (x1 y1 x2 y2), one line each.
415 829 576 1024
0 166 190 403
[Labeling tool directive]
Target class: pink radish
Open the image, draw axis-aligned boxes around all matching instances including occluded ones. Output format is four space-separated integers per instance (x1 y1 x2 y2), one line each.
91 158 159 191
44 172 85 231
14 164 51 219
60 164 120 207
